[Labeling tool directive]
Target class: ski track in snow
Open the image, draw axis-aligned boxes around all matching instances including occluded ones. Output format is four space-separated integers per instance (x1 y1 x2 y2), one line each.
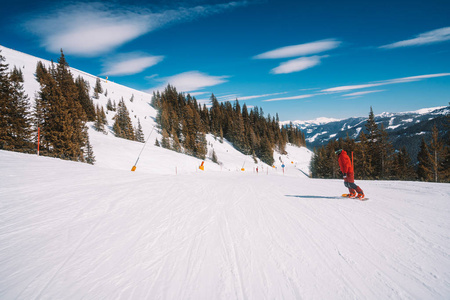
1 151 450 299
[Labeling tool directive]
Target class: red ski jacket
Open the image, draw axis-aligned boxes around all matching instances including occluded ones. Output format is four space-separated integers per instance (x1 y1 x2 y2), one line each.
338 150 353 174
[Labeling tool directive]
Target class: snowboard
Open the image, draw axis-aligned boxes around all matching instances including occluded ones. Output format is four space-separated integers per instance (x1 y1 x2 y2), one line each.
341 194 369 201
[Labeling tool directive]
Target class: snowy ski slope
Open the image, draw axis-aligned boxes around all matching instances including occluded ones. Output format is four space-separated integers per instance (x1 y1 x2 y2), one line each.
1 150 449 299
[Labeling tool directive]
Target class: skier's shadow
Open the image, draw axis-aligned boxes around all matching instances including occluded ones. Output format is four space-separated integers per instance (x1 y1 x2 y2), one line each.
285 195 340 200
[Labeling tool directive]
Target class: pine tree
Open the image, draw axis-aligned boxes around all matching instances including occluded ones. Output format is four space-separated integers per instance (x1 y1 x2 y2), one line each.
93 77 103 99
170 127 181 152
75 76 95 121
32 52 89 161
378 124 394 178
0 50 13 149
85 137 95 165
355 131 373 179
100 106 107 125
211 148 218 164
55 50 88 161
392 147 415 180
417 138 433 181
112 99 134 140
135 118 145 142
106 99 113 111
35 61 71 158
94 104 105 133
5 66 32 150
161 128 170 149
365 107 382 178
428 125 445 182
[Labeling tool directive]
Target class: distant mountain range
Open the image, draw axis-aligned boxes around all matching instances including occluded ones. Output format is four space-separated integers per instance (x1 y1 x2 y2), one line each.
282 106 449 160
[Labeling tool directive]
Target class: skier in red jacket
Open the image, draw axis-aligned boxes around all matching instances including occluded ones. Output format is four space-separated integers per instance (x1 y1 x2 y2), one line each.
335 149 365 199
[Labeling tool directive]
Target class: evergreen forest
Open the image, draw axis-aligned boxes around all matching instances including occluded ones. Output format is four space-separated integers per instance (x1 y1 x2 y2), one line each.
310 107 450 182
151 85 306 165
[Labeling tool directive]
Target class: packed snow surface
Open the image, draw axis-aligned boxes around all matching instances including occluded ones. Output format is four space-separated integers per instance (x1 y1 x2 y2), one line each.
1 150 450 299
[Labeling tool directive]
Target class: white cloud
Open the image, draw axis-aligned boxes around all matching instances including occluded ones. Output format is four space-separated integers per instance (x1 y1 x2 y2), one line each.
271 56 325 74
254 39 340 59
323 83 383 93
238 92 287 100
102 54 164 76
217 94 239 102
342 90 385 97
381 27 450 49
263 94 315 102
322 73 450 93
151 71 228 92
25 1 249 56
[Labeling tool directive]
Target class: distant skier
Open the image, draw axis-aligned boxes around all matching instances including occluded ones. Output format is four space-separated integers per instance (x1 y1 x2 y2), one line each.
335 149 365 199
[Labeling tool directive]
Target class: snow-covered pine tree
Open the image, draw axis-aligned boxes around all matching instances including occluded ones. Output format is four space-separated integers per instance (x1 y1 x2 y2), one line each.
100 106 107 125
106 99 113 111
135 118 145 142
211 148 218 164
84 137 95 165
93 77 103 99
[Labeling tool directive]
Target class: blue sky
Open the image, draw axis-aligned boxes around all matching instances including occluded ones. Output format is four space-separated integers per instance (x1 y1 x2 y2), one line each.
1 0 450 121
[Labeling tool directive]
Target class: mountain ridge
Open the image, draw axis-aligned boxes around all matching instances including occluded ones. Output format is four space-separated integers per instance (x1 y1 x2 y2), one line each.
283 105 449 160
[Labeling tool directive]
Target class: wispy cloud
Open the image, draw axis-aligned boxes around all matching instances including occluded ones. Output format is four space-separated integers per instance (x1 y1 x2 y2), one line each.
217 94 239 102
322 73 450 93
342 90 385 97
380 27 450 49
263 94 316 102
238 92 287 100
102 53 163 76
25 1 249 56
151 71 228 92
254 39 340 59
271 56 326 74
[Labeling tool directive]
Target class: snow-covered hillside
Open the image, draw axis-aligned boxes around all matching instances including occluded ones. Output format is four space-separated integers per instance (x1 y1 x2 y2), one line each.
0 44 312 174
1 150 450 299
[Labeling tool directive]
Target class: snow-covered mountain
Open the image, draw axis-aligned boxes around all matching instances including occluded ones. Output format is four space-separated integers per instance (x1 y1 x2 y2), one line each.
283 106 449 159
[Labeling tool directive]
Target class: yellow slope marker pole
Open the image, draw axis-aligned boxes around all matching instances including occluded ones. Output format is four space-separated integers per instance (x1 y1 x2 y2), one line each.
131 126 155 172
